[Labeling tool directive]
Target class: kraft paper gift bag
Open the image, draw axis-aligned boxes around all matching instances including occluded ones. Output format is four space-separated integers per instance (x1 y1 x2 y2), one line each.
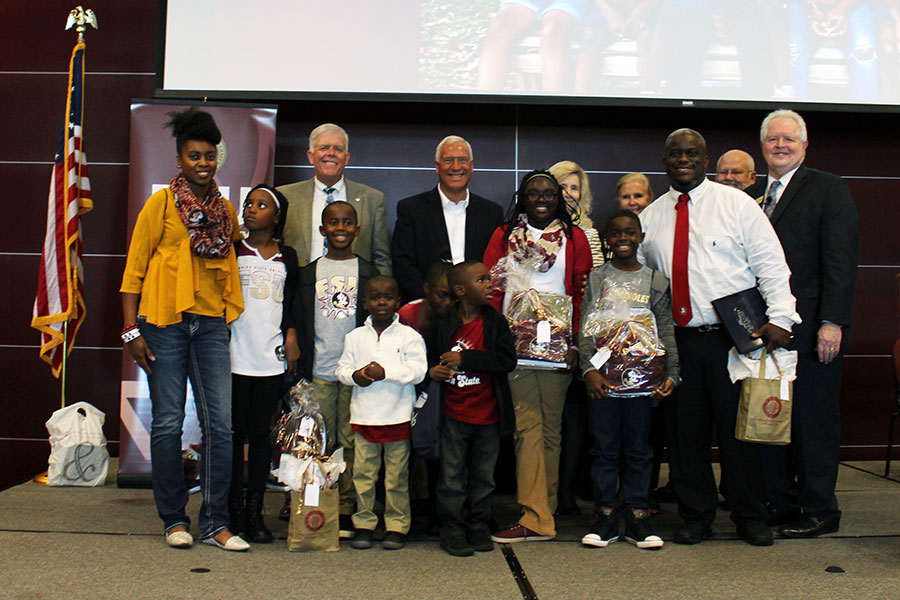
287 486 339 552
736 349 792 445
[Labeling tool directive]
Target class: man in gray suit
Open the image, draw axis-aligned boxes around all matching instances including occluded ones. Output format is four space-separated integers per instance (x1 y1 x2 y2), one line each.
278 123 391 274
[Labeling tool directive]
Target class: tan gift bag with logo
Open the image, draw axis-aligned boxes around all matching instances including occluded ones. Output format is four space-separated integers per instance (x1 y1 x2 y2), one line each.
287 467 340 552
735 349 792 445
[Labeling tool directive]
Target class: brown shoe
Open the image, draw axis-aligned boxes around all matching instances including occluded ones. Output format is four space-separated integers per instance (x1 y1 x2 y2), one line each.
490 524 553 543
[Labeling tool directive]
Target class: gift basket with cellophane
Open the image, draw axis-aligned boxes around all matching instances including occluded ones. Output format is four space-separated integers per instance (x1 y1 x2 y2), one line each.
491 254 572 368
582 279 667 396
271 379 345 502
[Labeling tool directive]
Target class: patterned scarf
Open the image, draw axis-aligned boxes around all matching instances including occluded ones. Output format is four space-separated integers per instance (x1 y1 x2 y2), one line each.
170 174 233 259
506 213 565 272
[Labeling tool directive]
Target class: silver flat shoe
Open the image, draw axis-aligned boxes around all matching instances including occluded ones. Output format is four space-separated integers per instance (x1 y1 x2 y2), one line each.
201 533 250 552
165 529 194 549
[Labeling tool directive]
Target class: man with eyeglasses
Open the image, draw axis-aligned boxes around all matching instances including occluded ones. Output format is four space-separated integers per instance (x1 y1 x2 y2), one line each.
392 135 504 300
638 128 799 547
715 149 757 191
279 123 391 274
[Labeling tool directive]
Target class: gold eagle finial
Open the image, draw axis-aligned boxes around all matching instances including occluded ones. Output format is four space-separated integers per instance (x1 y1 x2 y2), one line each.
65 7 98 43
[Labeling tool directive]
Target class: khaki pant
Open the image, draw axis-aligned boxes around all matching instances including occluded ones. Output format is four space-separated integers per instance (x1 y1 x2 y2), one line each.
352 435 411 534
312 376 355 515
508 368 571 536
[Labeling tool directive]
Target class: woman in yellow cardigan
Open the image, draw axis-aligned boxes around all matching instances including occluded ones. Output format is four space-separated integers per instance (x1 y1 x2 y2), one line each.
120 108 247 551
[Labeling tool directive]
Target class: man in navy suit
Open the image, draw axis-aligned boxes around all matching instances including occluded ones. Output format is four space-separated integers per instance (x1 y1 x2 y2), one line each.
392 136 504 300
758 109 859 538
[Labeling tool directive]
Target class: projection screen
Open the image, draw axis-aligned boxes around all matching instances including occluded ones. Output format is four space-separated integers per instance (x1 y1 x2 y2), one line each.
161 0 900 107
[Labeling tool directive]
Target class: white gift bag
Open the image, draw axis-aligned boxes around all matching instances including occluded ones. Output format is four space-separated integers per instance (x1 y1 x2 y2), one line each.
45 401 109 486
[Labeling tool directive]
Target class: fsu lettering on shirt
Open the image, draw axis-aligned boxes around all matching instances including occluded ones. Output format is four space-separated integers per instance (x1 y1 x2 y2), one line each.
444 314 498 424
313 256 359 381
230 240 286 376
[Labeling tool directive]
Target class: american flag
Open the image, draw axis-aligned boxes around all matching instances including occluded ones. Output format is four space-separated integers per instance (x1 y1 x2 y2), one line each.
31 42 93 378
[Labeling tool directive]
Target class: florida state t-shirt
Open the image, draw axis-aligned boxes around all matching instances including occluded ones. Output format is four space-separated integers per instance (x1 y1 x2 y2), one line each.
444 315 498 425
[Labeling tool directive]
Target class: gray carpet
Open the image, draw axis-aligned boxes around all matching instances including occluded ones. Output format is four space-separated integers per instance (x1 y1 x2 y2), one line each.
1 461 897 599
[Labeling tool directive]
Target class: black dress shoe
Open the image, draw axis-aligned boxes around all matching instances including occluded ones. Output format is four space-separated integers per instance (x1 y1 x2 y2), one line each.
652 482 677 504
673 521 713 545
736 520 774 546
778 514 840 538
554 503 580 517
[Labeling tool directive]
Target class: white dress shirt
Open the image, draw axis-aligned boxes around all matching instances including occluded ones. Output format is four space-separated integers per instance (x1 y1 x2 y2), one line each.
438 186 469 265
310 177 347 257
638 178 800 331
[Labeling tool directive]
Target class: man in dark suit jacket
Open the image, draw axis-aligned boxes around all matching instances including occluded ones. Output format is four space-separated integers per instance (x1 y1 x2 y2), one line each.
758 109 859 538
391 136 504 300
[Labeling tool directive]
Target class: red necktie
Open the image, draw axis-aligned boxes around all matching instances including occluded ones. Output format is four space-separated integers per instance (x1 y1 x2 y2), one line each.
672 193 692 327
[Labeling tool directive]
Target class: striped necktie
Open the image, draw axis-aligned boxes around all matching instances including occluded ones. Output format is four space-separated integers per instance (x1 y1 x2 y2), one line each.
762 180 781 218
322 186 336 255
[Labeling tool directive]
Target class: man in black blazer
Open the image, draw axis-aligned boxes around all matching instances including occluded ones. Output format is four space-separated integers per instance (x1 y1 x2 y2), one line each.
758 109 859 538
392 136 504 300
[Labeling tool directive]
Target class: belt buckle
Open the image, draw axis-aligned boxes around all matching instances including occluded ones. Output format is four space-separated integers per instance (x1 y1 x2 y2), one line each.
697 324 719 332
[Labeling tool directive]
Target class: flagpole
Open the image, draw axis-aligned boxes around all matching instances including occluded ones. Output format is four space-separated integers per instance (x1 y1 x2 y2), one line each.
61 321 68 408
33 7 98 485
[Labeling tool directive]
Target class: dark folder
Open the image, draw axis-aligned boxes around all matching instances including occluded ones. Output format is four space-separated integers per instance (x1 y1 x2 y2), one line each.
711 287 768 354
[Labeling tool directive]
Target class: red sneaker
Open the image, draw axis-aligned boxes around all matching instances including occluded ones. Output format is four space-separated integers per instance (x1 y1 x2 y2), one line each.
490 524 554 543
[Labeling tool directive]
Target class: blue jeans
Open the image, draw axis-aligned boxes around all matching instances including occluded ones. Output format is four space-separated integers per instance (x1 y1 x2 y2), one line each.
788 0 879 101
587 394 654 511
437 416 500 536
139 313 233 539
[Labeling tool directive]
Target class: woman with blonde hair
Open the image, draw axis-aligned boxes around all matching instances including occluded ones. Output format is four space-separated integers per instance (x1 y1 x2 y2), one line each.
615 172 655 214
549 160 604 269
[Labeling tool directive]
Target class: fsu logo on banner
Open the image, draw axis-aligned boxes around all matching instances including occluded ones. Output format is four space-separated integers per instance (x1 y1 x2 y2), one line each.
117 101 277 486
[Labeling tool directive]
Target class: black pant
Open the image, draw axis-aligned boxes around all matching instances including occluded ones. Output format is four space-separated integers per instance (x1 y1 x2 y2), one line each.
667 328 767 525
762 351 842 521
558 378 591 508
231 373 282 496
437 416 500 536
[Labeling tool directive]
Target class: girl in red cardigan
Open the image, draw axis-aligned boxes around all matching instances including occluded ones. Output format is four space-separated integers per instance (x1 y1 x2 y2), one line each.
483 170 592 543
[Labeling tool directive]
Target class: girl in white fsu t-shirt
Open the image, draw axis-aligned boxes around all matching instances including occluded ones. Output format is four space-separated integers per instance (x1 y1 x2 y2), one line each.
228 184 298 544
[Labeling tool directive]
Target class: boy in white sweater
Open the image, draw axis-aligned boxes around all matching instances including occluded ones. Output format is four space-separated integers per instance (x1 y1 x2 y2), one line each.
336 276 427 550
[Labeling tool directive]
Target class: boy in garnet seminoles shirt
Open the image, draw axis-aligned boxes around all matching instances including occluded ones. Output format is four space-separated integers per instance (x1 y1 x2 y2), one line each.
427 260 516 557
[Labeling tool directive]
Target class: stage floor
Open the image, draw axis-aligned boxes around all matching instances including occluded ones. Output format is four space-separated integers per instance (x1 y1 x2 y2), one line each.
1 461 898 599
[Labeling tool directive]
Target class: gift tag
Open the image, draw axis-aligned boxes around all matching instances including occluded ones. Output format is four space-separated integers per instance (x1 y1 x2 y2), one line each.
299 416 314 437
590 347 612 370
536 320 551 344
780 377 789 401
304 482 320 507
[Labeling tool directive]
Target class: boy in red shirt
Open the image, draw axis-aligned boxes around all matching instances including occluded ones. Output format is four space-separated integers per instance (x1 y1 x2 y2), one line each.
425 260 517 557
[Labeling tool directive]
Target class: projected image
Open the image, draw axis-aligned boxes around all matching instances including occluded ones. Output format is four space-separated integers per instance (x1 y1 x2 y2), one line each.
163 0 900 105
421 0 900 102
